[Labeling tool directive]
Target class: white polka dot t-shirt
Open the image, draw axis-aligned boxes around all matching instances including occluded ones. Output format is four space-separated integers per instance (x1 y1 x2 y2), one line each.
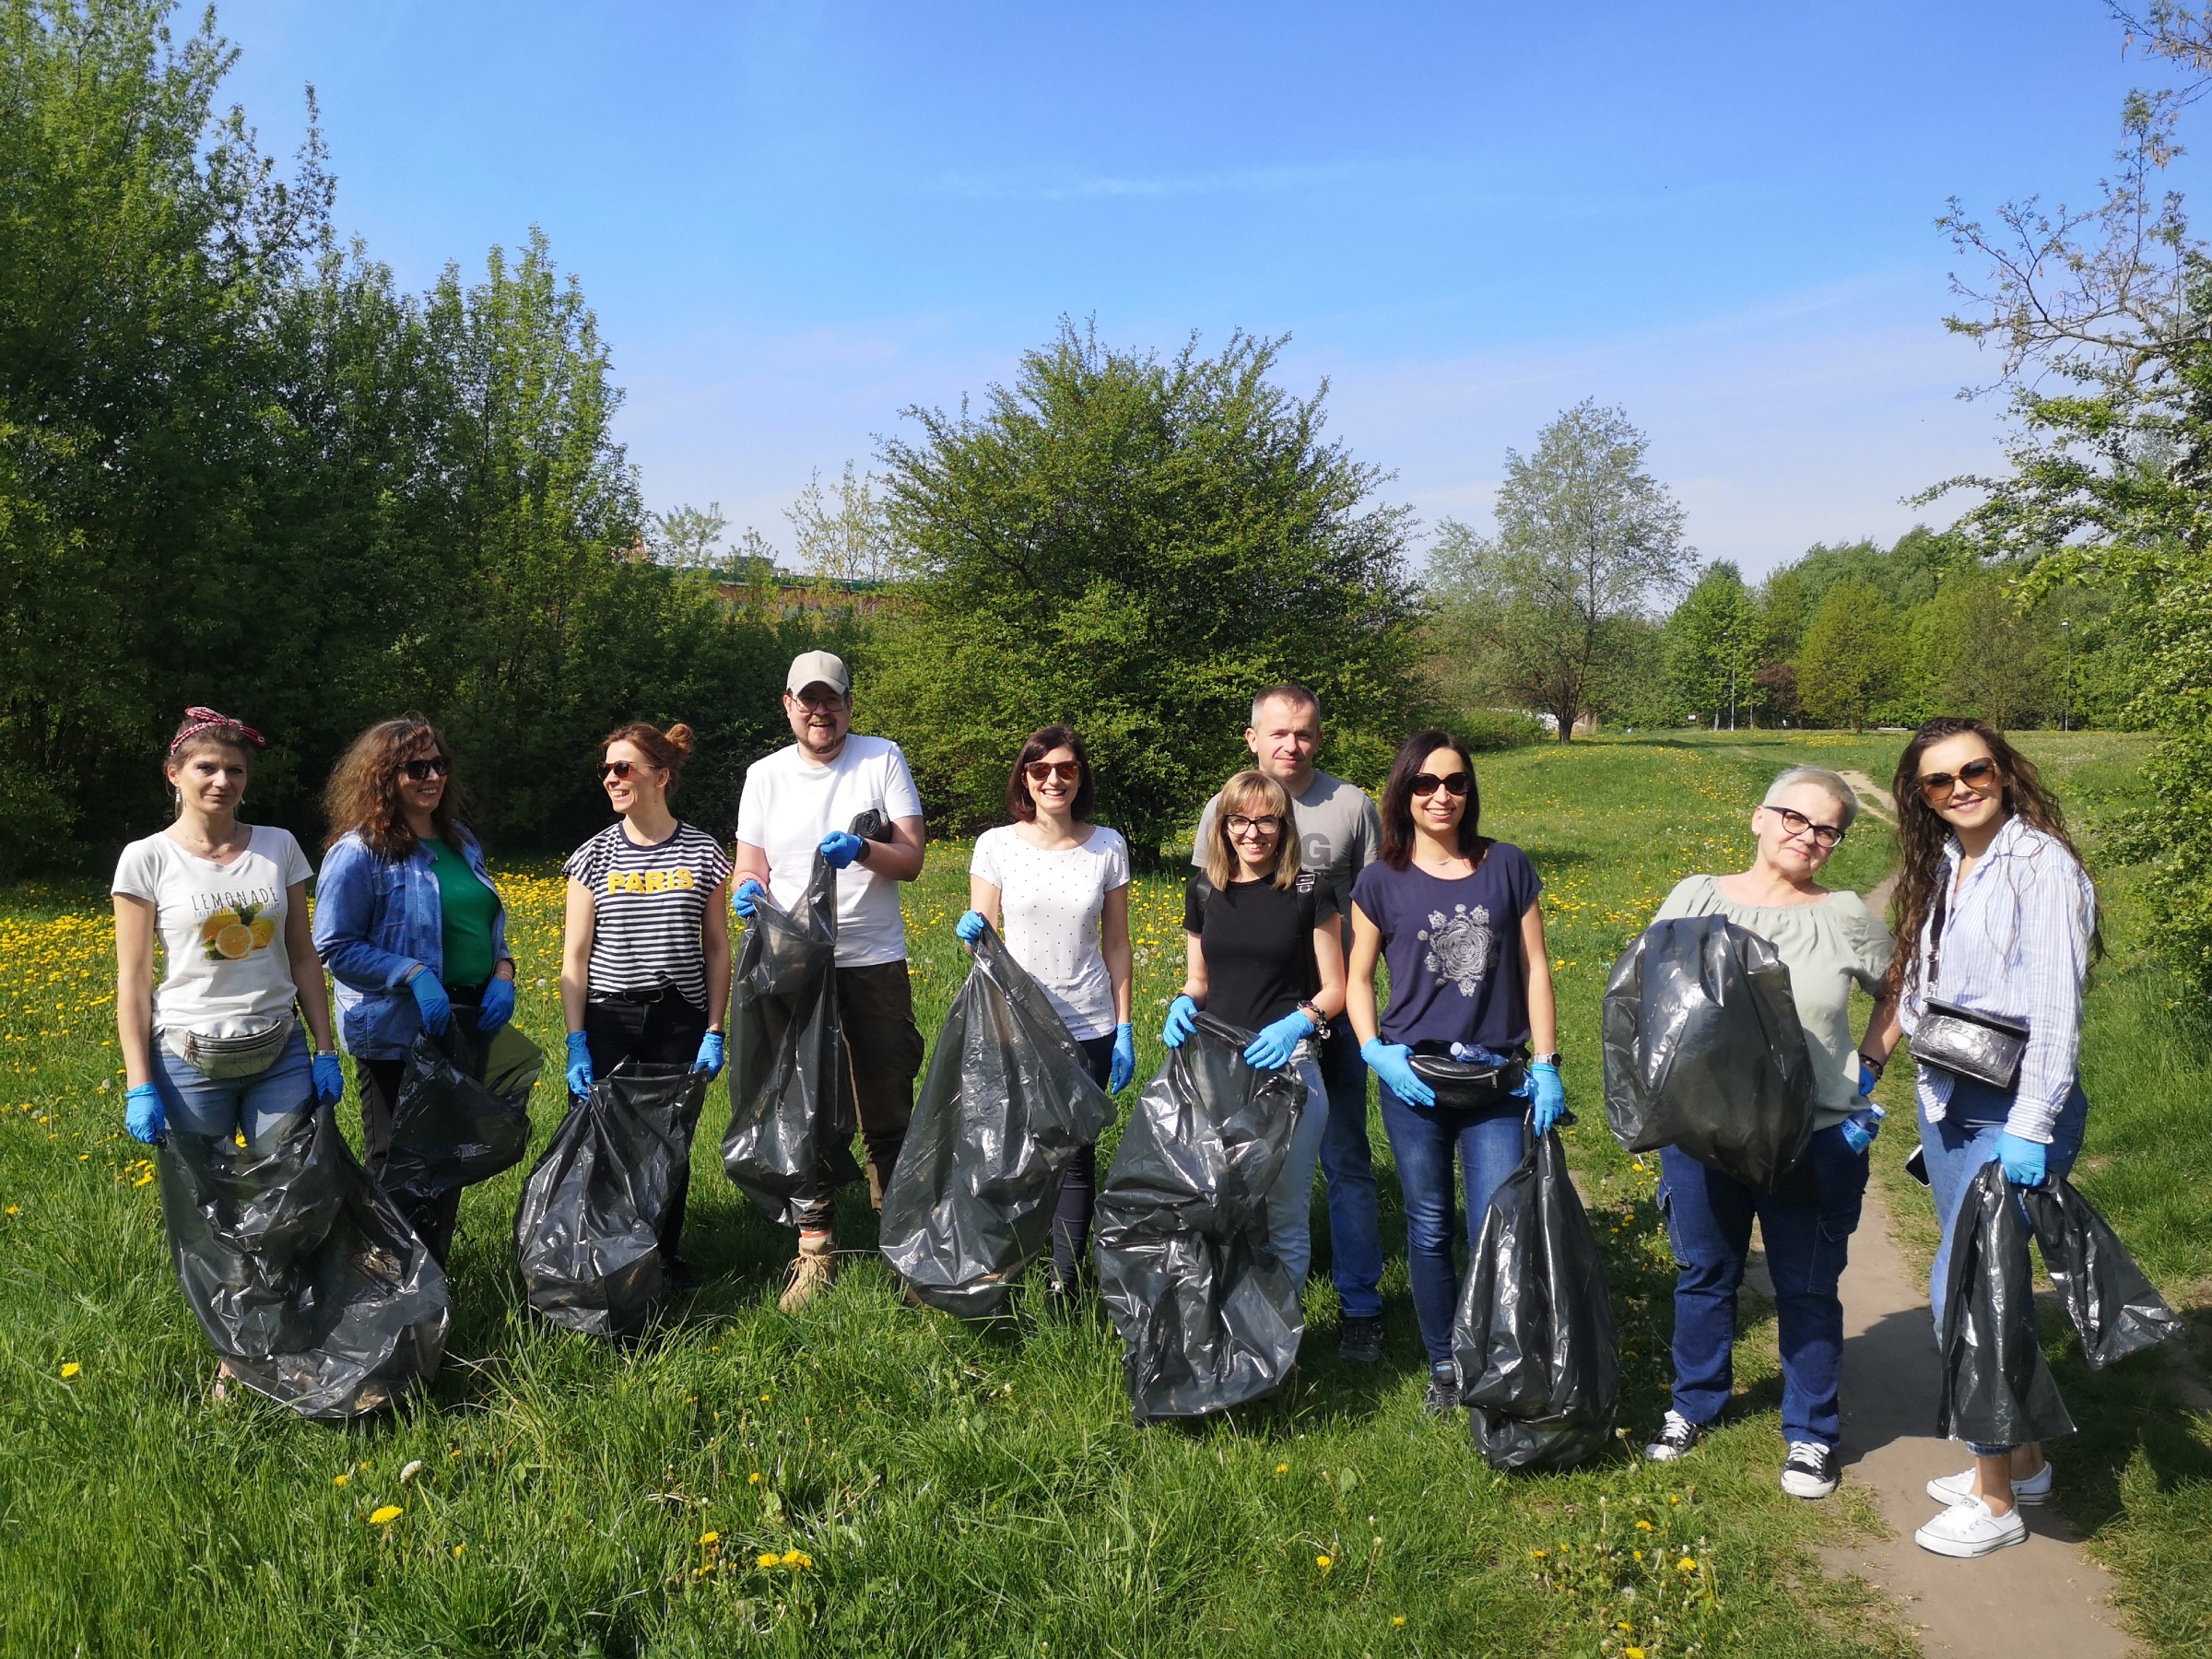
970 824 1130 1040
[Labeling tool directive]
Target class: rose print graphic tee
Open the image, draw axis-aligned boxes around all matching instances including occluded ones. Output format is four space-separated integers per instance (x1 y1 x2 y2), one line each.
1350 841 1542 1052
112 825 315 1037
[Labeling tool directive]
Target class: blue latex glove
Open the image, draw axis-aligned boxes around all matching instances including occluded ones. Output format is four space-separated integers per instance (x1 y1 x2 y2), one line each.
1243 1008 1314 1071
312 1053 346 1106
694 1030 725 1078
1109 1023 1135 1092
1160 994 1198 1049
1857 1059 1880 1097
818 831 865 870
407 967 452 1036
1840 1102 1886 1155
1360 1038 1436 1107
1998 1131 2048 1187
1527 1061 1566 1134
955 909 987 944
565 1031 594 1097
477 976 516 1030
732 877 765 919
124 1082 165 1144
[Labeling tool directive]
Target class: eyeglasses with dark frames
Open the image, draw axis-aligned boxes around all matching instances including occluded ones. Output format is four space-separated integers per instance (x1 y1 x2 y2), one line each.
1224 813 1282 837
399 756 451 782
1915 757 2002 804
1763 804 1845 849
1409 771 1472 797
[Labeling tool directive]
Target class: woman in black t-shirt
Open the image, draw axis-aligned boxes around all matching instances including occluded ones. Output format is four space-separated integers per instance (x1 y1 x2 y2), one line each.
1160 770 1347 1295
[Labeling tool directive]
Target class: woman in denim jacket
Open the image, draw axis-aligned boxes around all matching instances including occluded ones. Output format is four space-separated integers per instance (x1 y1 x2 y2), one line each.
313 717 516 1260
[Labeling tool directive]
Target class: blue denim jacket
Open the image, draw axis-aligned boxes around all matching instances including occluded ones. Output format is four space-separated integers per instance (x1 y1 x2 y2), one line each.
313 828 513 1059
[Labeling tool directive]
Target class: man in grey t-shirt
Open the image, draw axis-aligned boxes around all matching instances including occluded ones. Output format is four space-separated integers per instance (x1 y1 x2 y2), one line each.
1192 684 1386 1361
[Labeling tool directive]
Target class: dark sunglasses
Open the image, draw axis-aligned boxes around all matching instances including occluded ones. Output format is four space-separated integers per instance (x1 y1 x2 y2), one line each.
597 759 653 782
1916 757 2002 804
399 756 450 782
1763 804 1844 849
1409 771 1472 797
1024 761 1081 783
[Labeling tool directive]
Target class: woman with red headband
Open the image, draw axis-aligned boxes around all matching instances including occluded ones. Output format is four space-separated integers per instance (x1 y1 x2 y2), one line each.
112 710 344 1155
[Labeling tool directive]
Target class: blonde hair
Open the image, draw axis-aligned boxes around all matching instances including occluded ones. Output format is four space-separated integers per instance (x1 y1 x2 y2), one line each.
1204 771 1300 890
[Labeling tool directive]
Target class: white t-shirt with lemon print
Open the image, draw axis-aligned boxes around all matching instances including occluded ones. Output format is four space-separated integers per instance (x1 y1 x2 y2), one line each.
112 825 314 1038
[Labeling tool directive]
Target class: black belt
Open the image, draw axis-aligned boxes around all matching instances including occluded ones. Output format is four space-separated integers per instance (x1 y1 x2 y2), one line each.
590 985 679 1006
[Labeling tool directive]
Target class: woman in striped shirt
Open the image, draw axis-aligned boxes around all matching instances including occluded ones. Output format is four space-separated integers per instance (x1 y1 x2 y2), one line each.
560 721 733 1287
1866 716 2100 1560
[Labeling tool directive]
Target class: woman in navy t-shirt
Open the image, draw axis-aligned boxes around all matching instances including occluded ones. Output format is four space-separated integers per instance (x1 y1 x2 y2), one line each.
1347 728 1564 1412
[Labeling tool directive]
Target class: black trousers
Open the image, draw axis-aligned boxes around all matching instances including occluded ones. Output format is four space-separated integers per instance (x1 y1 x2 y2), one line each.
582 993 709 1263
357 983 485 1266
1053 1034 1114 1285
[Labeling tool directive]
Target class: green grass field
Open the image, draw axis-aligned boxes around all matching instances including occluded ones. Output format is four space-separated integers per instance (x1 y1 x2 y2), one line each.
1 732 2203 1656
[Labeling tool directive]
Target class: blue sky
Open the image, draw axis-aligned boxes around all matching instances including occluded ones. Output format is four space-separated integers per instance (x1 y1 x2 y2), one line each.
216 1 2182 575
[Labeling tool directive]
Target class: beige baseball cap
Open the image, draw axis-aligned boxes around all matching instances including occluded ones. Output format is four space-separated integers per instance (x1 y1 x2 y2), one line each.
784 650 851 697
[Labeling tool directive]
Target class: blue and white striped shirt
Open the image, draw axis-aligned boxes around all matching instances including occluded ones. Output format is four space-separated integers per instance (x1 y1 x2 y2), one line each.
1900 815 2096 1143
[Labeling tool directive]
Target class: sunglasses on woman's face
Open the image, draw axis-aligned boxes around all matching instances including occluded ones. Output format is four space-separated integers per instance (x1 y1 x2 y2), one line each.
1025 761 1081 783
1916 757 2002 804
1410 771 1471 797
399 756 450 782
597 759 650 782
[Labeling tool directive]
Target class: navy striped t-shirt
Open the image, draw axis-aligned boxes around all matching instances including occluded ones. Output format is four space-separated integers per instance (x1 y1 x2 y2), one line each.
562 821 732 1011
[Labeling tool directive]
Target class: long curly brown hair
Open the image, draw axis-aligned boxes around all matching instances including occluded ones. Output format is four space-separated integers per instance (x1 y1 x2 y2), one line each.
324 716 467 862
1883 716 2100 998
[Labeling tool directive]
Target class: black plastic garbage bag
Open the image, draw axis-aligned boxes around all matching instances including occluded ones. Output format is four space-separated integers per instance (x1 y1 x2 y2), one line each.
1094 1013 1306 1422
382 1017 541 1208
1936 1159 2076 1447
1453 1122 1619 1470
880 922 1116 1316
2020 1176 2180 1369
1602 914 1817 1190
513 1064 707 1338
722 848 861 1227
157 1100 450 1418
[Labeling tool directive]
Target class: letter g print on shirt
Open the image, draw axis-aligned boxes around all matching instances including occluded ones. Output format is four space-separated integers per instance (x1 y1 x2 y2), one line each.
1421 904 1494 996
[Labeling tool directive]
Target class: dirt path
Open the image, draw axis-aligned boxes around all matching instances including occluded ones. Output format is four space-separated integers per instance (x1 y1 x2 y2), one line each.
1820 1176 2137 1655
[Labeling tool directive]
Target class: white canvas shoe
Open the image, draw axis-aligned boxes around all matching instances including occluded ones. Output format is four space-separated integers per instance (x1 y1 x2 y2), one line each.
1925 1459 2052 1508
1914 1495 2029 1559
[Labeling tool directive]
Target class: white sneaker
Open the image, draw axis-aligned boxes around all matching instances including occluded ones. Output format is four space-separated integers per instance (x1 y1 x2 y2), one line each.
1914 1495 2028 1559
1925 1460 2052 1508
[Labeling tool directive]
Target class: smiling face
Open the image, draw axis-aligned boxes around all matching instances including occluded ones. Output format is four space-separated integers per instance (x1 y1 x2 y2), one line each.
1244 696 1319 791
397 743 447 819
1220 785 1287 881
1023 745 1080 818
600 739 666 817
1915 731 2008 837
166 742 251 817
1412 745 1469 839
784 683 851 759
1750 782 1845 882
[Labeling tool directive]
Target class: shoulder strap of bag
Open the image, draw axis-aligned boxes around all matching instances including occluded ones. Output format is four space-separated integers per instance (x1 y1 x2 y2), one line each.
1927 869 1949 994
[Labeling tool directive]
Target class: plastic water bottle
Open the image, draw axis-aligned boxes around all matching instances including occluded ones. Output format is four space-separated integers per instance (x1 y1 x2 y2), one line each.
1840 1102 1886 1155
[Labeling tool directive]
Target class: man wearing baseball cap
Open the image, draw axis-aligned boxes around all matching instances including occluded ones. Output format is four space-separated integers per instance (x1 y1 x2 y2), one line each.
733 650 927 1310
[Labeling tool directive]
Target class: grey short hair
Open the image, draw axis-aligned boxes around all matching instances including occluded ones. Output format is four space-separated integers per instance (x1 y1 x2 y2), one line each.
1250 683 1320 726
1762 765 1859 830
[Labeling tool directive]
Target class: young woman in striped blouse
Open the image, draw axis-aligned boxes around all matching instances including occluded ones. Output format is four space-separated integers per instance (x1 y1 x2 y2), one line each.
560 721 733 1287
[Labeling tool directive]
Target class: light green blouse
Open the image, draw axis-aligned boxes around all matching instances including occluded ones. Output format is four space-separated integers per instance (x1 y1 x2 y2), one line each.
1653 875 1895 1127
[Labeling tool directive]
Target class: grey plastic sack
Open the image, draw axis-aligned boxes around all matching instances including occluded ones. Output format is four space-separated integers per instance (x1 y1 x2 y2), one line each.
721 847 861 1227
1936 1159 2076 1447
1453 1121 1619 1470
1094 1012 1306 1422
513 1064 707 1338
2019 1175 2180 1369
881 921 1116 1316
382 1016 541 1209
1602 913 1817 1190
157 1100 450 1418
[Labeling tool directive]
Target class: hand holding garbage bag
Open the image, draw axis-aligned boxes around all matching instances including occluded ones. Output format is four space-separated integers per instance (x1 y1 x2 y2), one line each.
406 967 452 1037
1525 1062 1565 1135
564 1031 594 1097
1360 1037 1436 1107
955 910 988 946
818 830 865 869
312 1053 346 1106
732 877 764 920
1161 994 1198 1048
1998 1132 2047 1188
1242 1009 1312 1071
125 1083 165 1144
880 920 1115 1317
693 1030 724 1078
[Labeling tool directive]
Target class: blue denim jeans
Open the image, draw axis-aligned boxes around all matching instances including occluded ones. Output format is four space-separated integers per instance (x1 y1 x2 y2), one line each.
152 1029 315 1150
1377 1084 1529 1364
1264 1052 1332 1293
1315 1019 1383 1319
1659 1124 1868 1449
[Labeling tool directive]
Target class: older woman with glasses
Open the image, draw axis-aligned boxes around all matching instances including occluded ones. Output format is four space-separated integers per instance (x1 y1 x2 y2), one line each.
956 725 1135 1290
1161 768 1347 1305
1347 729 1560 1413
1638 766 1894 1503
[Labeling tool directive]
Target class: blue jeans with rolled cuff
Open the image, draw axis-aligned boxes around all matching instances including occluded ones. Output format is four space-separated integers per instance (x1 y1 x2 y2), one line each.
1658 1124 1868 1450
1377 1084 1530 1365
1918 1073 2088 1455
1315 1018 1384 1320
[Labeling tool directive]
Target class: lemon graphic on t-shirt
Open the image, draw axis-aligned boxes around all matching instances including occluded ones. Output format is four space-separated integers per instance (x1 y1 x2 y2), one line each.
201 901 270 961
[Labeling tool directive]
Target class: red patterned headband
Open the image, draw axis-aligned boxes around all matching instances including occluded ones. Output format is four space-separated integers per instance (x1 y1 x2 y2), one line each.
170 706 266 757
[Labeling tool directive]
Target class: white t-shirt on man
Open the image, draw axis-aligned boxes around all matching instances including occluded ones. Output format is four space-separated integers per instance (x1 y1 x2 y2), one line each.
971 824 1130 1040
111 825 315 1036
736 734 924 968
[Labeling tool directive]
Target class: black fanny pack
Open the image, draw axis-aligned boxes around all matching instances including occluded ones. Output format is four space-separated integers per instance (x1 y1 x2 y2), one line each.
1408 1042 1525 1112
1908 883 2029 1090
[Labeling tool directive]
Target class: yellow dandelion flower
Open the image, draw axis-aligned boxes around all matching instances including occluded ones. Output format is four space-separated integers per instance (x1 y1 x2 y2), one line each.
1531 1548 1547 1559
333 1474 348 1486
1275 1463 1288 1474
59 1361 80 1379
700 1531 720 1546
748 1471 762 1485
453 1545 465 1557
1392 1615 1406 1627
1632 1548 1643 1560
1315 1554 1333 1572
756 1551 781 1569
782 1549 812 1570
369 1506 403 1525
1634 1519 1652 1530
4 1206 17 1216
1628 1649 1647 1659
1677 1557 1697 1572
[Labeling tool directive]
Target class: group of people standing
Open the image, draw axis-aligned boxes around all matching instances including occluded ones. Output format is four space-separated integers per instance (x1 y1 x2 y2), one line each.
111 668 2101 1561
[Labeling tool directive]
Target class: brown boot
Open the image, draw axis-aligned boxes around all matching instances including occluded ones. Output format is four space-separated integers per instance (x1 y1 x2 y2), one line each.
779 1230 836 1313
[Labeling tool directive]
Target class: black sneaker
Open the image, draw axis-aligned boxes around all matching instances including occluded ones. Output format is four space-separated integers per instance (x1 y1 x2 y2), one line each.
1338 1314 1383 1366
1642 1409 1702 1461
1781 1440 1840 1499
1422 1362 1459 1417
664 1256 702 1293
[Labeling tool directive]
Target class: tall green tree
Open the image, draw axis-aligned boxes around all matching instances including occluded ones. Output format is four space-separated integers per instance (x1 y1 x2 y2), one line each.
1795 579 1900 731
876 322 1418 857
1663 562 1761 727
1428 400 1695 741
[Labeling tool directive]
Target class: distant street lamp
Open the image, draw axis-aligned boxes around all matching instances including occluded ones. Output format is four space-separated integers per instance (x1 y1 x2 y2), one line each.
2060 619 2073 733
